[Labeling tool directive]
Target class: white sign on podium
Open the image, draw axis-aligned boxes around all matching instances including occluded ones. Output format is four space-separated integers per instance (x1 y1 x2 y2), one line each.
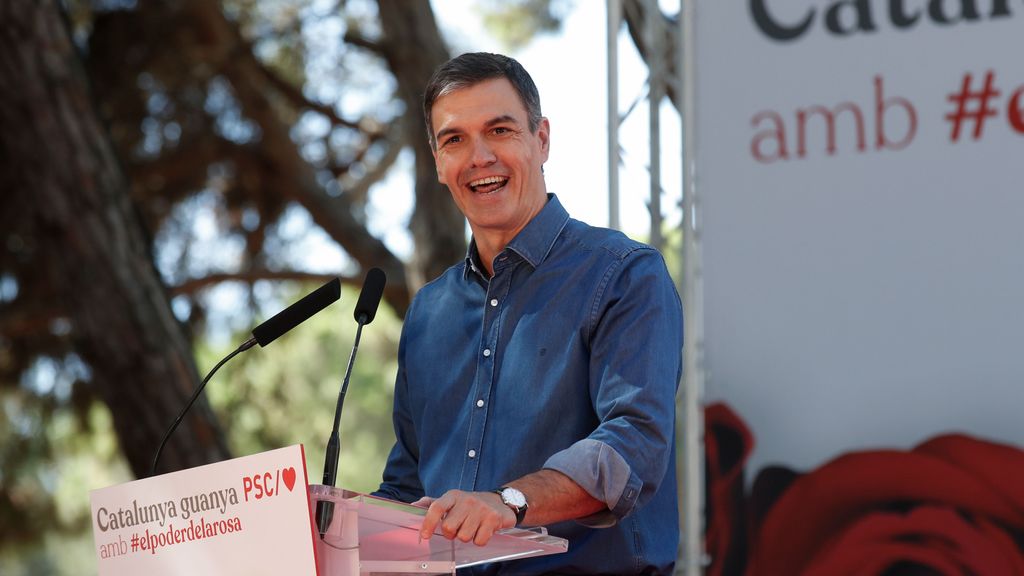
90 445 318 575
91 446 569 575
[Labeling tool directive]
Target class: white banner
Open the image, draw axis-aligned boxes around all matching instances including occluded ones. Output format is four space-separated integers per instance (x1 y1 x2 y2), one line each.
90 445 318 576
695 1 1024 474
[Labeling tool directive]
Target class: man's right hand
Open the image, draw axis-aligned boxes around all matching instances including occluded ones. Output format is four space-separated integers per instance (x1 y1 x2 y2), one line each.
419 489 517 546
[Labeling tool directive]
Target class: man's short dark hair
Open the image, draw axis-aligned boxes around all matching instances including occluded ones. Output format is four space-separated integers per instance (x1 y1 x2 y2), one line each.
423 52 543 149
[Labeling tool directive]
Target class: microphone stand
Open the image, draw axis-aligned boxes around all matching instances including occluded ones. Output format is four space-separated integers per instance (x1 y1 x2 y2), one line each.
317 316 367 536
323 317 365 489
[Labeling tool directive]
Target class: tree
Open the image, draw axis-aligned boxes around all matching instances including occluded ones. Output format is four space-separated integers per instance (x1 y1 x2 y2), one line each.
81 0 462 314
375 0 464 288
3 0 462 469
0 0 460 562
0 0 231 491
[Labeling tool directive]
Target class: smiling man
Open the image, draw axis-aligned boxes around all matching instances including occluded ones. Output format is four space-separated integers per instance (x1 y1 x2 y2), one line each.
374 52 683 575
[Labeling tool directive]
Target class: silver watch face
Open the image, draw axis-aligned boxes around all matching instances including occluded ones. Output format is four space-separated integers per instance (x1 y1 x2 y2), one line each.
501 487 527 508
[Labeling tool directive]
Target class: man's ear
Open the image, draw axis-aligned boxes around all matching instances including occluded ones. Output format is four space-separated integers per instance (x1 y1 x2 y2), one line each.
537 117 551 163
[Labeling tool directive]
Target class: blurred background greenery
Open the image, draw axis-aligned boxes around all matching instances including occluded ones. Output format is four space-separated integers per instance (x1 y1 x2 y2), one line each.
0 283 402 572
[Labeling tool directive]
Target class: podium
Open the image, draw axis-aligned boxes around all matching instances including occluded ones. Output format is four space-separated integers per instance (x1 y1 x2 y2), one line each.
311 484 568 575
90 447 567 575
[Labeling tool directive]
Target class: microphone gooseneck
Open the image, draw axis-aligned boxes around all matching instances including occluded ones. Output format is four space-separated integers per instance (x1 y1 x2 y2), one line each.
151 278 341 477
151 337 256 477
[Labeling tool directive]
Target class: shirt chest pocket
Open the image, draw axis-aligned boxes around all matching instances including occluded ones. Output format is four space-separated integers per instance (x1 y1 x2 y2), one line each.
496 315 589 406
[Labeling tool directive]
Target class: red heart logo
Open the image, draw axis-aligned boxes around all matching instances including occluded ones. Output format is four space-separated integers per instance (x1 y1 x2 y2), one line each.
282 467 296 492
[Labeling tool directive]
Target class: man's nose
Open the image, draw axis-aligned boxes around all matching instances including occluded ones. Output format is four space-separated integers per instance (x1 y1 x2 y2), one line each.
470 138 497 167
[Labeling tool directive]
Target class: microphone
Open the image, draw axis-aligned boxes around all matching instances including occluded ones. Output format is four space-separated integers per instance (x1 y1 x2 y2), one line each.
151 278 341 476
252 278 342 347
353 267 386 324
318 268 386 534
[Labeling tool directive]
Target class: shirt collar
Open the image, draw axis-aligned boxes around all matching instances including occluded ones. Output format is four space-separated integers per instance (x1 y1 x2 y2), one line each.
463 193 570 279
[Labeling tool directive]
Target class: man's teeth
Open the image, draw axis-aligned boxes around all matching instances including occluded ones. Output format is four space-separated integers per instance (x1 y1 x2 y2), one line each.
469 176 508 188
468 176 509 193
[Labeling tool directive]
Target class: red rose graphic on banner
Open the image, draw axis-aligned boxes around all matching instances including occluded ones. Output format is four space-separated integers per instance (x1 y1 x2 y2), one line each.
703 404 1024 576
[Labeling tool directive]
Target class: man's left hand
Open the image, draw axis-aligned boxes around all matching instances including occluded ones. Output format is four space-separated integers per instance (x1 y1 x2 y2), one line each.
419 489 516 546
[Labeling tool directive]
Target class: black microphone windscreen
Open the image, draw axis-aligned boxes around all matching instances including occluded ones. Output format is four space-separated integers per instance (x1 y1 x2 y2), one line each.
354 268 386 324
251 278 341 347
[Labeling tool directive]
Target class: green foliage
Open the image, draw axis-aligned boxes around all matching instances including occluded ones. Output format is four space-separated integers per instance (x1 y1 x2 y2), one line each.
0 388 132 575
660 225 684 288
477 0 573 51
201 281 401 493
0 282 401 574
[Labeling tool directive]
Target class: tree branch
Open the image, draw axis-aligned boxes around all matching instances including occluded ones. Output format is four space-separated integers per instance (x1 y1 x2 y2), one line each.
343 31 385 55
179 0 412 314
170 270 362 296
337 123 406 205
251 51 368 132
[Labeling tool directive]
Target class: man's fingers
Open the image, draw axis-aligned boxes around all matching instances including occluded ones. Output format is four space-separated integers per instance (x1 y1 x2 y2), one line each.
438 493 488 540
420 492 456 540
447 492 506 544
451 507 482 543
473 513 502 546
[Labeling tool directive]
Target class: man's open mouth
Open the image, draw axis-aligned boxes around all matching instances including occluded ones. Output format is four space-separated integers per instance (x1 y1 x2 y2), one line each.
468 175 509 194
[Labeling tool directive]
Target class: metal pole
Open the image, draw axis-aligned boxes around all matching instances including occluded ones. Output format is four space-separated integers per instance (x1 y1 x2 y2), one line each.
607 0 621 231
679 0 705 574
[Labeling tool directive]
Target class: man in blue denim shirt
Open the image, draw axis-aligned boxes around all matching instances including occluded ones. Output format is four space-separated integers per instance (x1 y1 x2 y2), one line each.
375 52 683 575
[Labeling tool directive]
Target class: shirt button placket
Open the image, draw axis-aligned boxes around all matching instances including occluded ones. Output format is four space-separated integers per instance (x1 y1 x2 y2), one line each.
471 268 505 483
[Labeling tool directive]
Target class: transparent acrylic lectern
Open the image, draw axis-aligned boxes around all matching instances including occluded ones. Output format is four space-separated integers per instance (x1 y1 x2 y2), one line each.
309 484 568 575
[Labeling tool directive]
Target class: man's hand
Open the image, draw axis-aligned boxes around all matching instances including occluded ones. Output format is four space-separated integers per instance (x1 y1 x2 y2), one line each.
420 490 517 546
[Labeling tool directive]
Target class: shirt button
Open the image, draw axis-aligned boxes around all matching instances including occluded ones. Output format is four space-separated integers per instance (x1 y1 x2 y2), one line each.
468 449 477 458
483 349 491 357
476 399 484 408
490 299 498 307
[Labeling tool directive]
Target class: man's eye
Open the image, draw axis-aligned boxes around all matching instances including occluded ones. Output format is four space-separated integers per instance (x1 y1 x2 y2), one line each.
493 127 509 135
443 136 462 146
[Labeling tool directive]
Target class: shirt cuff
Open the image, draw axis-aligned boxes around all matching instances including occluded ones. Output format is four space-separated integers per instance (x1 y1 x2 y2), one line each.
542 438 643 527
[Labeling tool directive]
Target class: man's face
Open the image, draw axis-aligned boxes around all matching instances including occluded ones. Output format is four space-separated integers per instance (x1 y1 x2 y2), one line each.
430 78 550 239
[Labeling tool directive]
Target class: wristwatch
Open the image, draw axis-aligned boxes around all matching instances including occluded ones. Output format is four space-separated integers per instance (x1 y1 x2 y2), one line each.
492 486 528 526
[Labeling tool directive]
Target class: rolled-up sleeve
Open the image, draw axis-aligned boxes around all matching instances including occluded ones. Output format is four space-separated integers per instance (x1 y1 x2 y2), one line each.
543 247 683 525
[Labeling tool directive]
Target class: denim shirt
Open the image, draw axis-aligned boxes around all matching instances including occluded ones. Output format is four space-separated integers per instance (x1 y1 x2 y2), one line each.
376 195 683 575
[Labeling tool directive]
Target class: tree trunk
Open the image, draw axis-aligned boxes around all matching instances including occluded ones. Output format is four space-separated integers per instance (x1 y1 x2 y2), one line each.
0 0 230 477
377 0 467 289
